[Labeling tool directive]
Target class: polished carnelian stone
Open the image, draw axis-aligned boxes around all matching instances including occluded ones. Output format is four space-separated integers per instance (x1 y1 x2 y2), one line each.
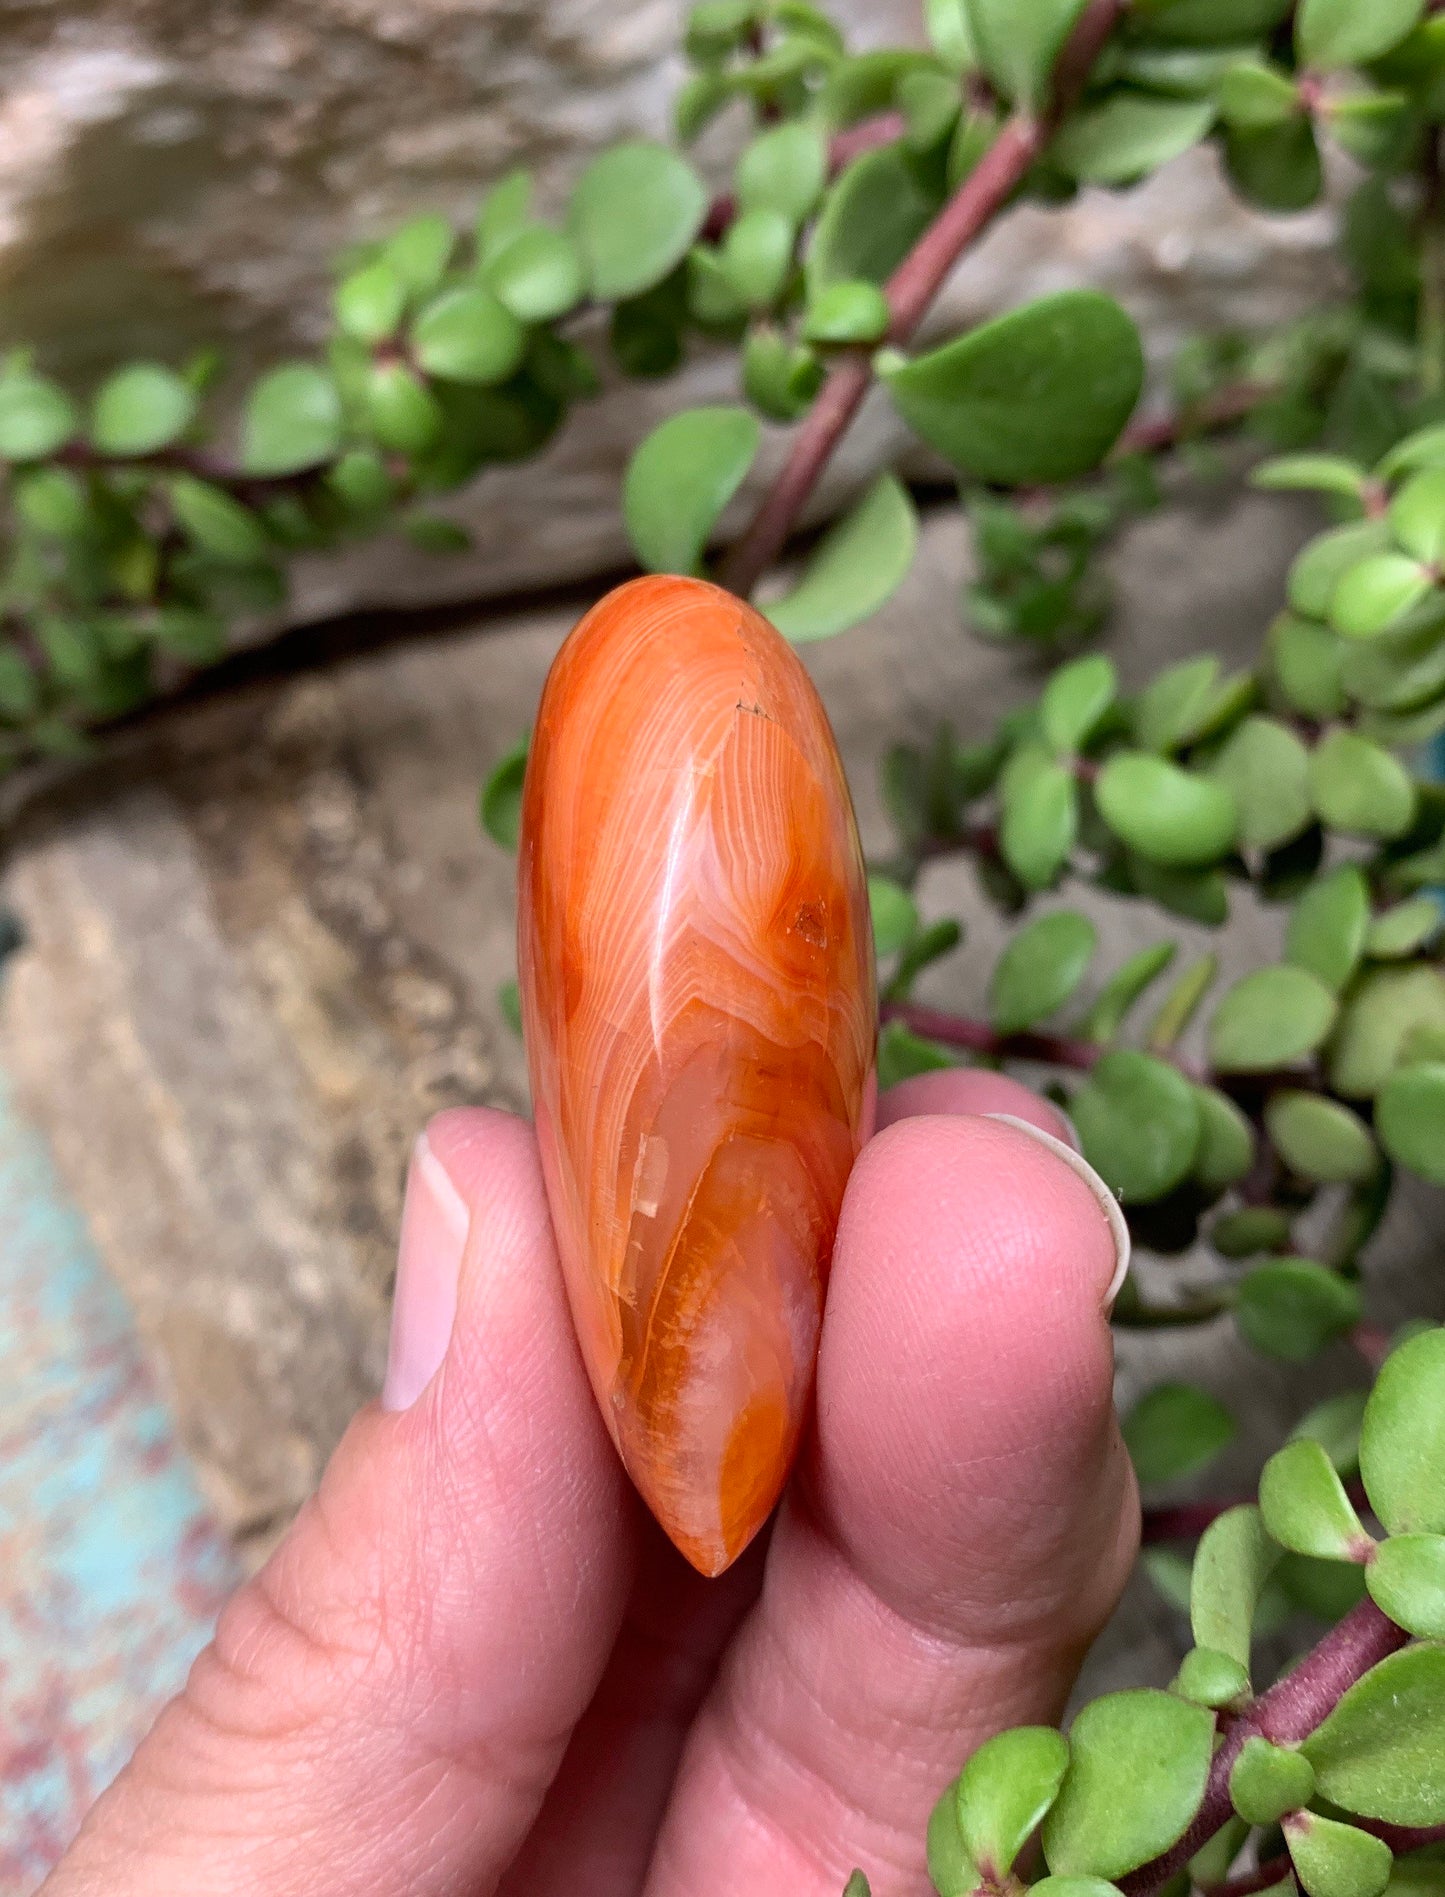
517 575 876 1575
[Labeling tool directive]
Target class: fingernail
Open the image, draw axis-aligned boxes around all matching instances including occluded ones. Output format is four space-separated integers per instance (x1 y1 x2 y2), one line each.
984 1113 1131 1311
382 1131 471 1411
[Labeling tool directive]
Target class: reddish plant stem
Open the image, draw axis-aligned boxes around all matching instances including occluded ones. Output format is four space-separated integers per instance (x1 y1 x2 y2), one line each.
881 999 1102 1071
717 0 1129 597
1142 1480 1369 1547
1120 1600 1410 1897
1115 380 1271 458
1349 1319 1393 1372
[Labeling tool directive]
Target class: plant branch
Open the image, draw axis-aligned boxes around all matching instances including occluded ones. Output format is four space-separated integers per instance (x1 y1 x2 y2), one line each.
1120 1600 1410 1897
1142 1480 1369 1546
716 0 1129 597
880 999 1102 1071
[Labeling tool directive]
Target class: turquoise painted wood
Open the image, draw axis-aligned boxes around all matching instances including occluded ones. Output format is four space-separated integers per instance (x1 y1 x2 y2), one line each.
0 1070 239 1889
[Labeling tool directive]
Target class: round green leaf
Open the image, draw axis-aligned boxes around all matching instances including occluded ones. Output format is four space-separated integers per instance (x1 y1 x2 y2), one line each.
1041 1689 1216 1880
1376 1062 1445 1185
882 291 1145 487
1365 897 1441 960
1212 1206 1293 1258
1253 452 1369 499
1209 965 1337 1072
1191 1504 1279 1670
0 372 76 462
868 873 918 958
1260 1437 1372 1560
1042 655 1117 756
1303 1644 1445 1826
1208 715 1312 852
241 363 343 476
1286 1812 1393 1897
569 142 707 301
1286 865 1370 992
1096 752 1238 867
1389 467 1445 565
1135 656 1222 753
365 361 442 453
480 737 528 850
1218 57 1301 127
802 279 891 345
412 285 526 385
1266 1091 1378 1185
956 1726 1071 1879
877 1019 955 1090
1290 1389 1368 1477
1174 1647 1251 1709
1192 1085 1256 1191
766 474 918 642
1289 521 1391 621
333 261 407 343
89 363 196 457
988 909 1097 1034
1366 1534 1445 1638
382 212 455 293
1329 554 1433 641
721 207 794 310
1225 117 1323 213
1081 941 1176 1044
1360 1328 1445 1537
166 475 269 563
968 0 1089 109
1296 0 1424 69
476 169 533 257
736 120 828 222
1230 1737 1317 1826
12 465 89 538
806 145 941 292
1072 1050 1200 1204
623 405 760 575
927 1774 979 1897
483 226 585 323
1329 967 1445 1097
1001 759 1078 890
1053 93 1214 184
1236 1258 1362 1364
1033 1880 1125 1897
1310 731 1417 839
1123 1382 1235 1486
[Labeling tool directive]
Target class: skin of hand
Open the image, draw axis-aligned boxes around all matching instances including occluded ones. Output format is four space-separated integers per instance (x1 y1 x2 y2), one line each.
42 1068 1139 1897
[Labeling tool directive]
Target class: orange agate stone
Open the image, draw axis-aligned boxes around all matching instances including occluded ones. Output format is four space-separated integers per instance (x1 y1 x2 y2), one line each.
517 575 876 1575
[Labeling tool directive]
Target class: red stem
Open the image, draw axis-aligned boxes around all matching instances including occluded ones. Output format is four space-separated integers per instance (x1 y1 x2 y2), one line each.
717 0 1129 597
881 999 1102 1071
1120 1601 1410 1897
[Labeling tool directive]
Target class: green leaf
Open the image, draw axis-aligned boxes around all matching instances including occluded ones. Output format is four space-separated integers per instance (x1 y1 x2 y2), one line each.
1032 1879 1124 1897
1052 93 1214 184
965 0 1089 110
365 361 442 454
1072 1050 1200 1204
1212 1206 1293 1258
927 1774 980 1897
925 0 977 71
1001 759 1078 889
1217 58 1301 128
1390 467 1445 566
0 372 76 461
1193 1085 1257 1190
766 474 918 642
1286 866 1370 993
1266 1091 1378 1185
1230 1737 1317 1826
498 977 523 1036
807 145 941 291
1253 454 1369 499
1081 941 1176 1043
1329 554 1433 641
802 279 892 345
1259 1437 1372 1560
1174 1647 1251 1709
988 909 1096 1033
1150 953 1219 1051
476 169 533 258
1041 1689 1216 1879
876 1019 955 1089
1291 1389 1368 1478
1287 1812 1393 1897
569 143 708 301
1304 1644 1445 1824
1123 1383 1235 1486
843 1875 871 1897
1225 117 1323 213
1289 522 1390 621
721 207 795 310
1377 1062 1445 1185
89 363 196 457
1208 716 1312 853
166 475 269 563
882 291 1144 486
1191 1504 1279 1670
333 261 407 343
1366 897 1440 960
1360 1327 1445 1535
890 920 964 1002
1130 858 1230 926
957 1727 1071 1879
412 285 527 386
481 736 528 850
382 213 454 293
1096 752 1238 868
901 68 964 153
1329 967 1445 1098
1296 0 1424 69
1209 965 1337 1073
1310 732 1417 840
241 363 343 476
483 226 585 324
622 406 760 574
1366 1534 1445 1638
1236 1259 1363 1363
12 465 89 538
736 120 828 222
869 873 919 957
1042 654 1117 755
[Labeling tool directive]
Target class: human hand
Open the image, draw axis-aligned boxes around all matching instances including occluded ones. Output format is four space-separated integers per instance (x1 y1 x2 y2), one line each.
44 1070 1138 1897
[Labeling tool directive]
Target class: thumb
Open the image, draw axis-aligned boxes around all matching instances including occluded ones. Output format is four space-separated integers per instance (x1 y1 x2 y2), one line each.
45 1110 635 1897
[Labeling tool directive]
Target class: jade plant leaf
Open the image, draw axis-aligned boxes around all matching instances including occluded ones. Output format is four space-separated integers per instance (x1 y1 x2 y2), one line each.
1303 1644 1445 1826
623 406 760 574
1042 1690 1216 1879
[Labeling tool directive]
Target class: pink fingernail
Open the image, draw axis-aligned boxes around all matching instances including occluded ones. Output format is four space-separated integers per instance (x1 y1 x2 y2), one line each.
381 1131 471 1411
